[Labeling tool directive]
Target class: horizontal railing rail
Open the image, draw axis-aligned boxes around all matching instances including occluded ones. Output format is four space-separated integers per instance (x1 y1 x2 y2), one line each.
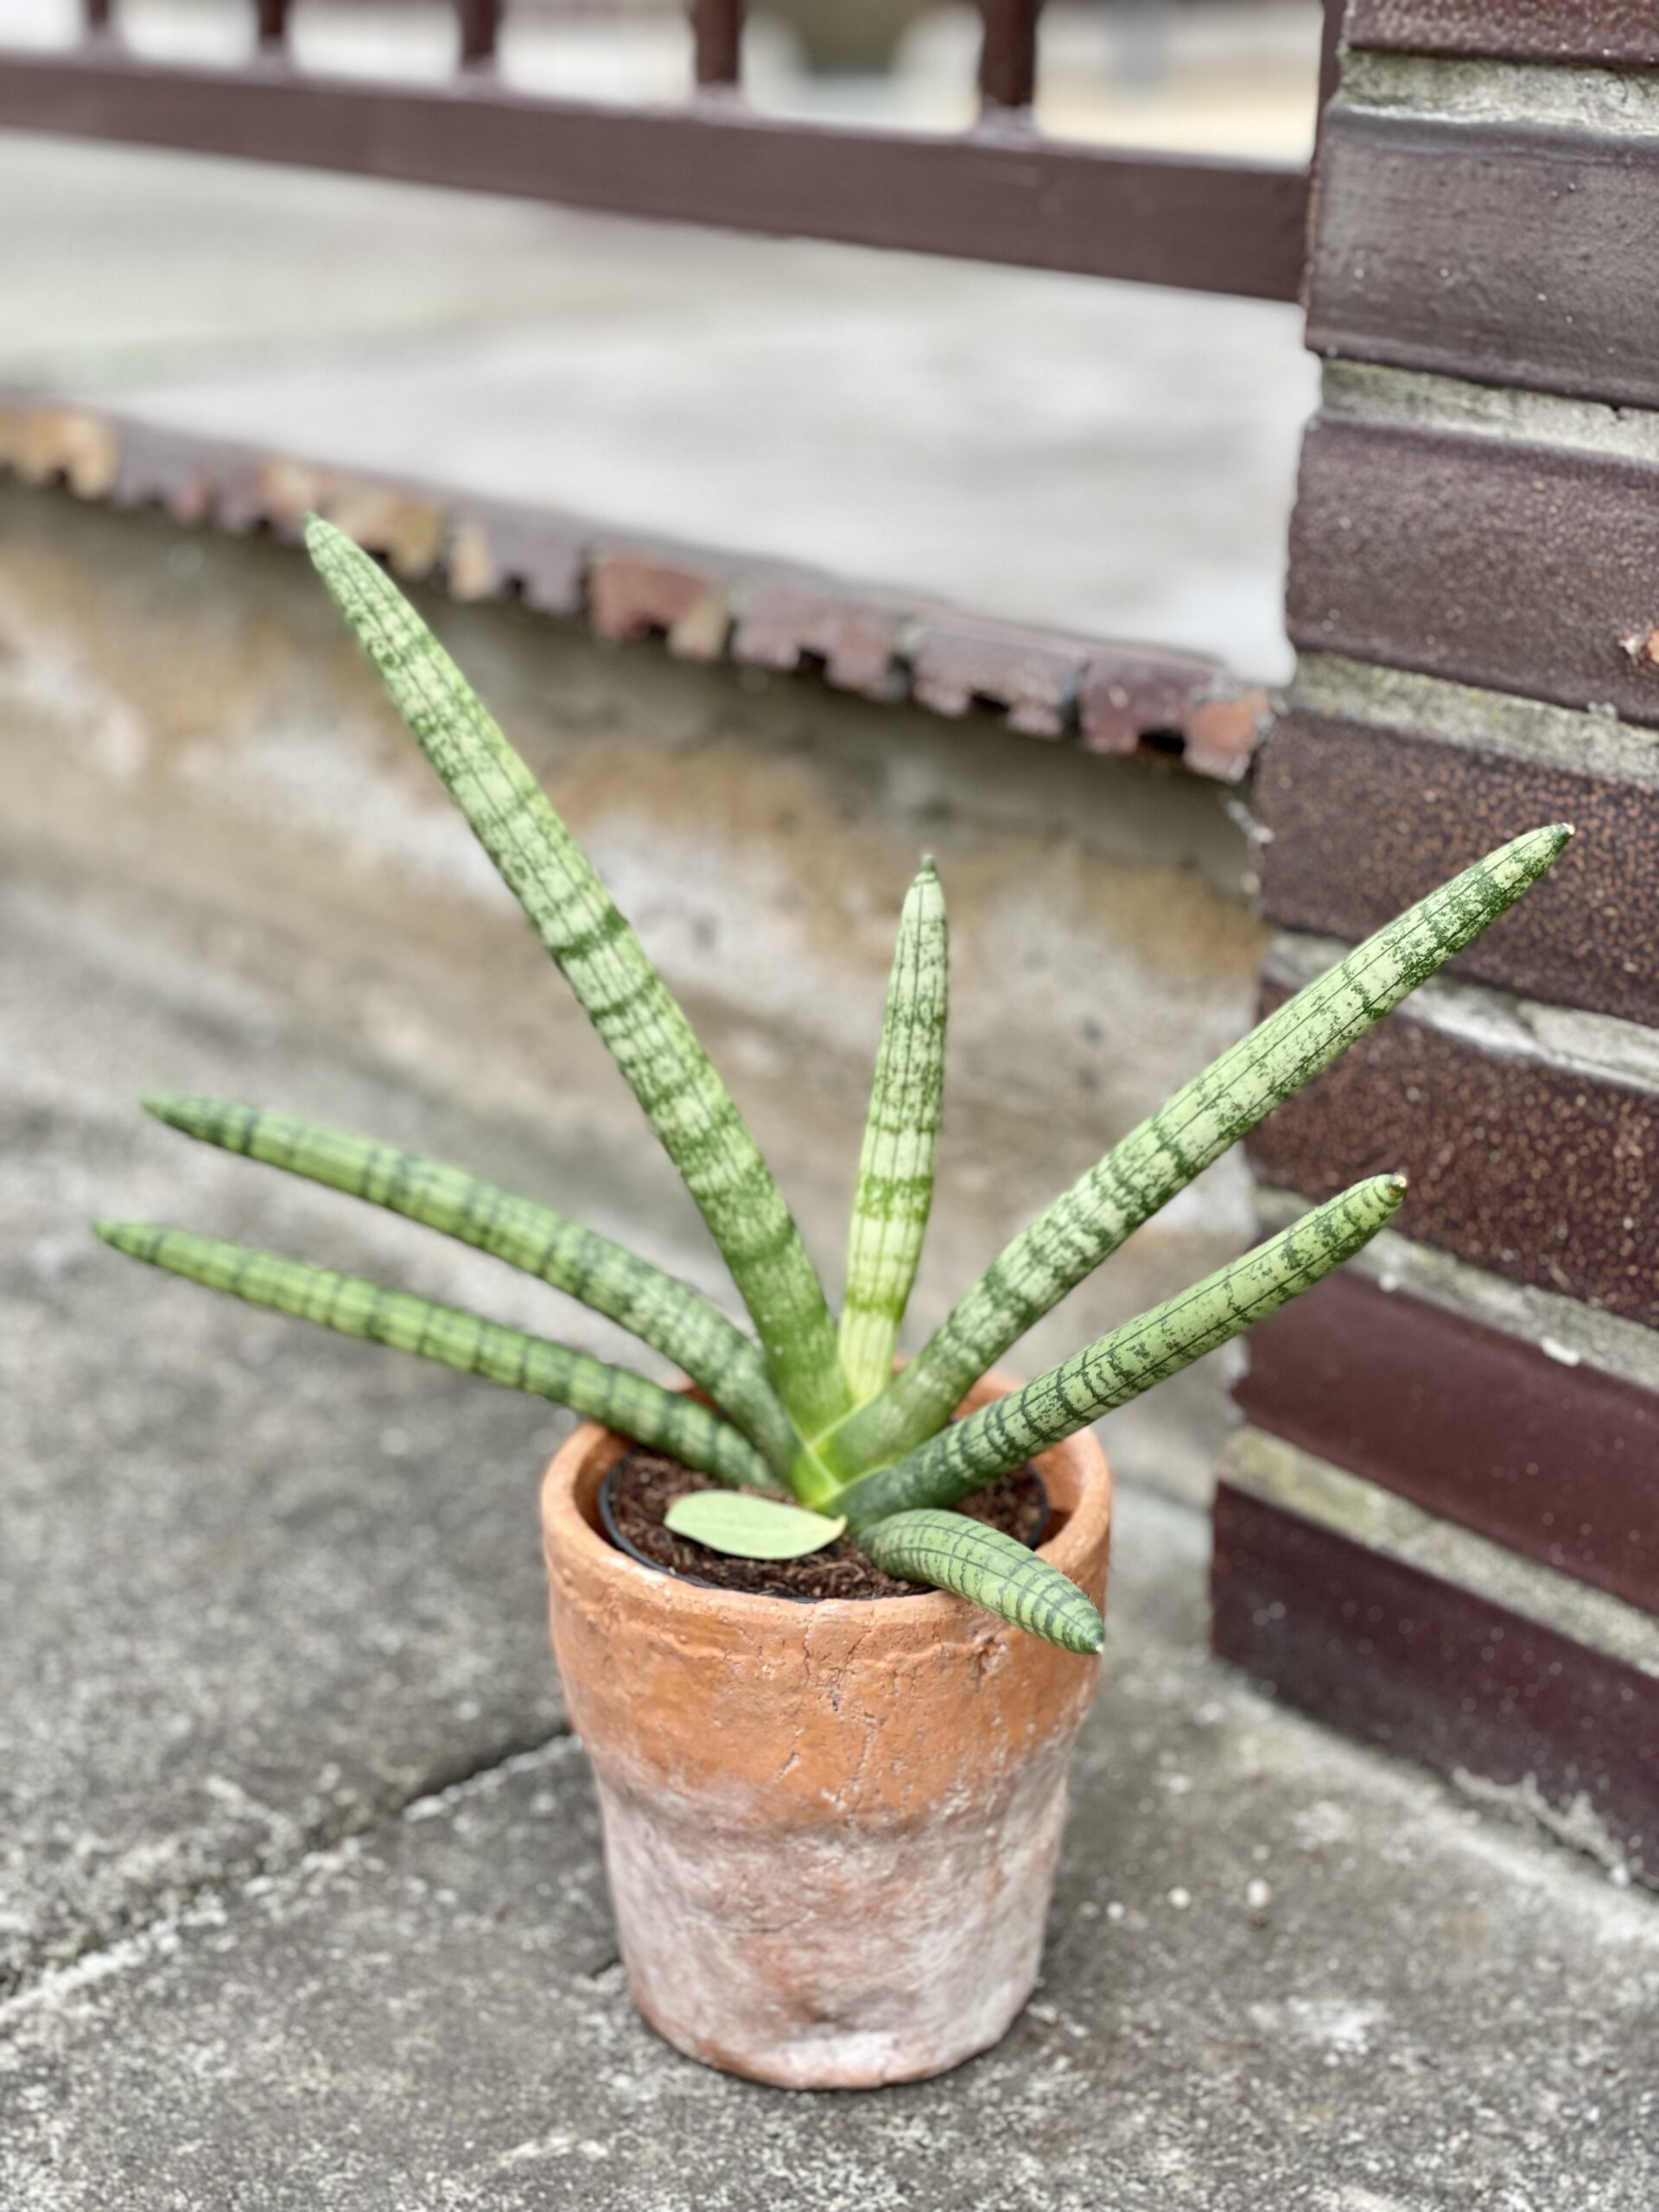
0 0 1324 302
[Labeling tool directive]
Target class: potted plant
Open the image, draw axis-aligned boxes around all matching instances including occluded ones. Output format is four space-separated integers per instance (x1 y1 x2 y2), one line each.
98 520 1569 2088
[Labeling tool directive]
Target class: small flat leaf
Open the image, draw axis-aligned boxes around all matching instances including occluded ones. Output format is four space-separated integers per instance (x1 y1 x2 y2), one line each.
664 1491 847 1560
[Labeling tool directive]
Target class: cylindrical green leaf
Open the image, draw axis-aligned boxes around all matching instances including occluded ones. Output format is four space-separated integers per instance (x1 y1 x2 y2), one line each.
860 1510 1103 1655
95 1222 771 1489
305 519 847 1443
836 858 948 1406
143 1094 798 1478
823 824 1570 1480
839 1174 1405 1524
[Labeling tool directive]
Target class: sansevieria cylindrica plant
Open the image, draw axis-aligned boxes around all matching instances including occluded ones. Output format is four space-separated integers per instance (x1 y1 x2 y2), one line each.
98 521 1572 1656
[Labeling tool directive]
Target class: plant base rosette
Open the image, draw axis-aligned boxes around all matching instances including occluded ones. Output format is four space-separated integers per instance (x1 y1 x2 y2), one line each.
543 1376 1112 2090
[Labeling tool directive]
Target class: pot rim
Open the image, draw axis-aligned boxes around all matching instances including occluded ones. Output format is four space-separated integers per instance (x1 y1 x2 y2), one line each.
541 1367 1112 1639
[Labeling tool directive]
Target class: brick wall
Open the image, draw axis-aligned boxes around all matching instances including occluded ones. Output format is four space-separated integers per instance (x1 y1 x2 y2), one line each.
1214 8 1659 1883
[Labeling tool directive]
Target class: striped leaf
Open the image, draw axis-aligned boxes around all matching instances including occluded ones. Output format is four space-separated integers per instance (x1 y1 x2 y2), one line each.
96 1223 771 1489
305 518 847 1443
822 824 1570 1480
836 859 948 1406
860 1510 1103 1655
838 1174 1404 1525
143 1094 797 1479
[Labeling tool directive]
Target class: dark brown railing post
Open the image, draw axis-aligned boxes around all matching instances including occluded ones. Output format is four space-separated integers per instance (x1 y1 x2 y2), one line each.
82 0 114 41
253 0 290 58
691 0 742 92
1315 0 1344 118
456 0 499 74
978 0 1039 115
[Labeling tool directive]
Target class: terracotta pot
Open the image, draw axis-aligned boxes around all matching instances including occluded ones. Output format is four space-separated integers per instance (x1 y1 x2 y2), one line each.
539 1372 1112 2090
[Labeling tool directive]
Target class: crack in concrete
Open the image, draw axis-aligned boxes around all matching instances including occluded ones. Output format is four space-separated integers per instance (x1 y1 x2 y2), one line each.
0 1720 575 2029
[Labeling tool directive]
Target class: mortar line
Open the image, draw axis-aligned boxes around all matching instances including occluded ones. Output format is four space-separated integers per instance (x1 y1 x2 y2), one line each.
1321 360 1659 467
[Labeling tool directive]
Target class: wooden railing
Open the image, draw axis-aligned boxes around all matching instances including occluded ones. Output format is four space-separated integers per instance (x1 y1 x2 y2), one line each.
0 0 1335 302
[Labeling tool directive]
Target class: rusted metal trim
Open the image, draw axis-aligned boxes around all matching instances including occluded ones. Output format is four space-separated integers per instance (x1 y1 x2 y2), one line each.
1212 1479 1659 1880
1345 1 1659 67
1245 980 1659 1334
0 394 1267 779
1236 1270 1659 1617
1256 711 1659 1028
1309 107 1659 411
1287 416 1659 729
0 50 1309 302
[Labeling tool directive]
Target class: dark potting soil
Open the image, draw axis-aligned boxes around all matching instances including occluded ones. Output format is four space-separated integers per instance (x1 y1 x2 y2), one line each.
602 1448 1048 1602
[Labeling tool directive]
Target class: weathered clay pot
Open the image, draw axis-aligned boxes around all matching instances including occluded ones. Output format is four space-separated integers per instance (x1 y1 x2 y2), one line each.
540 1372 1112 2090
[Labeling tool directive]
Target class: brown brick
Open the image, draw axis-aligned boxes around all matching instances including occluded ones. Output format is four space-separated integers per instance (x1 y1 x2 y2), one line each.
1237 1271 1659 1614
1212 1481 1659 1874
1256 713 1659 1027
1246 986 1659 1330
1310 110 1659 411
1288 419 1659 728
1346 1 1659 65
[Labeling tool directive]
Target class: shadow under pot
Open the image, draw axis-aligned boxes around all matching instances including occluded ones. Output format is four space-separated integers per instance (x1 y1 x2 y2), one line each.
539 1370 1112 2090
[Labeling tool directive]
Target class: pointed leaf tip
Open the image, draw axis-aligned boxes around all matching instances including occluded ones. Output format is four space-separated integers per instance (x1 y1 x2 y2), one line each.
1520 820 1573 864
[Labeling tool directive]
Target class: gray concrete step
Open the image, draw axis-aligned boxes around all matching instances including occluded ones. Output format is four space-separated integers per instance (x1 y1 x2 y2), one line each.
3 1484 1654 2210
